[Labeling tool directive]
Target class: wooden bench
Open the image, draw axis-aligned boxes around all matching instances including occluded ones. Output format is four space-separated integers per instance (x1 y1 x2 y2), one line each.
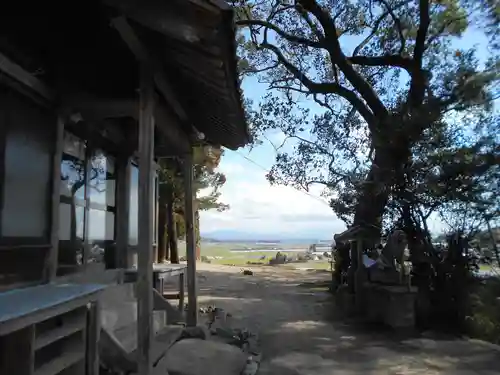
124 264 186 312
99 283 184 374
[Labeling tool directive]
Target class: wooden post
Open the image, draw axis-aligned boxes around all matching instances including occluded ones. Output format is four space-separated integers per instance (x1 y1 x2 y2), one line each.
86 300 101 375
47 116 65 281
167 183 179 263
184 153 197 326
137 65 155 375
158 197 167 263
115 155 131 269
153 173 159 263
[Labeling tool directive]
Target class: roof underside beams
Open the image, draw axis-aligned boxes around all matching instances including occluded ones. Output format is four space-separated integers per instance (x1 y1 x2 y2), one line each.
103 0 249 150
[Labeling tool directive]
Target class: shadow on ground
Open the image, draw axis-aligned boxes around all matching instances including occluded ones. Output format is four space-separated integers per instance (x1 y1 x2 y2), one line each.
186 264 500 375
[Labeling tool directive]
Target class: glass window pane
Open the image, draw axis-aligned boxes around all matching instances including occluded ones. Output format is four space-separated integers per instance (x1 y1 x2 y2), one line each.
58 203 85 241
88 150 115 207
88 209 115 243
61 153 86 202
1 93 53 237
63 131 85 159
61 132 86 201
57 203 84 272
129 164 138 245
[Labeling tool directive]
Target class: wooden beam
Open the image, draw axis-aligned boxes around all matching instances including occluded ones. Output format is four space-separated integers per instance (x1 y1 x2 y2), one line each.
111 17 189 125
47 116 65 281
60 97 138 121
183 152 198 326
104 0 219 41
167 47 224 70
137 65 156 375
0 51 55 102
154 104 190 155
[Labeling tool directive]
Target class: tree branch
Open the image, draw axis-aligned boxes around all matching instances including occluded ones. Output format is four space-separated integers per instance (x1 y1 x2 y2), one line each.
240 62 280 76
352 0 411 57
236 19 323 47
377 0 407 54
260 41 376 125
298 0 389 119
347 55 412 71
409 0 430 105
296 8 324 40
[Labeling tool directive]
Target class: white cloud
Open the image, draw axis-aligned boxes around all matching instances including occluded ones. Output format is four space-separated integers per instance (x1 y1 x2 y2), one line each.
199 159 346 238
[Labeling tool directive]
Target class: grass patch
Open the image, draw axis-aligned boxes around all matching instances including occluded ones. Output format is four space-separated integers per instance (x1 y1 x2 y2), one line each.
282 261 332 271
467 277 500 344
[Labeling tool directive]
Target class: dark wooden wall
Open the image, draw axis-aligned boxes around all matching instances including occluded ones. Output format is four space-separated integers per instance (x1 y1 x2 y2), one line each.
0 84 56 289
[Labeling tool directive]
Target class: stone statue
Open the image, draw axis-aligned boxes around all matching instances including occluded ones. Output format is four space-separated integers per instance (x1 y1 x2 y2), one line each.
376 229 408 269
369 229 408 285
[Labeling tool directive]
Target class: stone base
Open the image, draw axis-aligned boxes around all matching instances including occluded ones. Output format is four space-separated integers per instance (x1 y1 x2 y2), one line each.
335 285 356 317
369 267 402 285
363 283 417 329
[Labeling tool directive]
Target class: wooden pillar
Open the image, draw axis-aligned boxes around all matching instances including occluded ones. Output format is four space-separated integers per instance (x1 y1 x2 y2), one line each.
115 155 131 269
184 152 197 326
86 300 101 375
158 197 167 263
137 66 155 375
167 183 179 263
47 116 65 281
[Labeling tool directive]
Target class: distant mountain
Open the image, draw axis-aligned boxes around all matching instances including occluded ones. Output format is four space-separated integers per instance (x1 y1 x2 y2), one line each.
200 229 332 243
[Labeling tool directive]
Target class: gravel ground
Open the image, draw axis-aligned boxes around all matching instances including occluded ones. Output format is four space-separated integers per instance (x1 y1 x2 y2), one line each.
195 263 500 375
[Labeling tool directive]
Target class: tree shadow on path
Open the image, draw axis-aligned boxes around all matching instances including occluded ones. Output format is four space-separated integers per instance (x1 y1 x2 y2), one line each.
194 265 500 375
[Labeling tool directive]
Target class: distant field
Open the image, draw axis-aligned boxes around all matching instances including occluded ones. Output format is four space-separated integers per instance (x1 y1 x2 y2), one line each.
177 241 332 270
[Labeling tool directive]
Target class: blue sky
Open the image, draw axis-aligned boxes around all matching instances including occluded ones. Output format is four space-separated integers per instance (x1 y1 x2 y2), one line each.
199 76 347 238
199 77 450 238
199 28 493 239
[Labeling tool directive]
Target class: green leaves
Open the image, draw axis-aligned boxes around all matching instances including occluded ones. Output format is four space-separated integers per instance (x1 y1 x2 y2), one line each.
158 146 230 239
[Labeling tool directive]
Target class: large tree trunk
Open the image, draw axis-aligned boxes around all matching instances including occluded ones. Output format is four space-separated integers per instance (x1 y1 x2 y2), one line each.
352 150 392 242
486 220 499 265
352 128 413 243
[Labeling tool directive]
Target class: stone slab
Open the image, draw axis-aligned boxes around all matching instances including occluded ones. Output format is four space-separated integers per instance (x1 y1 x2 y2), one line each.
165 338 248 375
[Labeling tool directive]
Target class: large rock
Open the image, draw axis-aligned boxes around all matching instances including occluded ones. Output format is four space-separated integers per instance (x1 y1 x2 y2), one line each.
164 339 248 375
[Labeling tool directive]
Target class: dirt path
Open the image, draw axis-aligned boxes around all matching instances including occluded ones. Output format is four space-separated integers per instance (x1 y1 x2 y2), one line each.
195 263 500 375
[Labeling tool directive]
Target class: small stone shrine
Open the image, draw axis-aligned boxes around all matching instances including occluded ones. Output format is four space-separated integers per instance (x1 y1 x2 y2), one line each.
333 226 417 330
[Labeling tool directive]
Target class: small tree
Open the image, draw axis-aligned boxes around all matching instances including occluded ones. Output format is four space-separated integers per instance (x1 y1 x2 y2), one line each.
158 146 229 261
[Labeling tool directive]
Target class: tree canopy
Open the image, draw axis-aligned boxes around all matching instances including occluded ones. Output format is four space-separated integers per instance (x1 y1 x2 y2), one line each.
235 0 499 239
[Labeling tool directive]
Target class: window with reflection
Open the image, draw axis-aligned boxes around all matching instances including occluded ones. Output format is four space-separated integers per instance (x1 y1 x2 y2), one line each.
60 132 86 203
57 132 117 275
88 150 116 208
